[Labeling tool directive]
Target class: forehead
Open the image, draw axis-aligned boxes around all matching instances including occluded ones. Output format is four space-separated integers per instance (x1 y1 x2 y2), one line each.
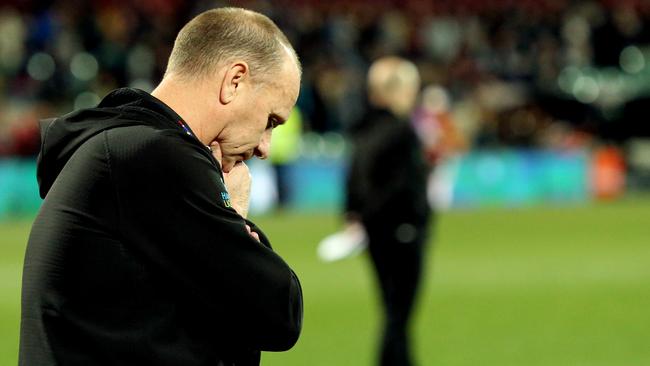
265 60 300 115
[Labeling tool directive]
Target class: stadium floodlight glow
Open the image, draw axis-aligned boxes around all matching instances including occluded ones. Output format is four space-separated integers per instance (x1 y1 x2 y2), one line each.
620 46 645 74
572 75 599 104
127 44 155 79
595 68 627 107
74 91 100 110
27 52 55 81
129 78 154 93
70 52 99 81
557 66 581 94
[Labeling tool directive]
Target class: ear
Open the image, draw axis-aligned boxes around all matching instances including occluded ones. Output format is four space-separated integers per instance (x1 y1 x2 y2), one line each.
219 61 249 104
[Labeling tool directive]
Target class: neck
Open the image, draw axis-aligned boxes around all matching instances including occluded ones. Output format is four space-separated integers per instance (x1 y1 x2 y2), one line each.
389 103 411 119
151 75 221 145
371 97 411 120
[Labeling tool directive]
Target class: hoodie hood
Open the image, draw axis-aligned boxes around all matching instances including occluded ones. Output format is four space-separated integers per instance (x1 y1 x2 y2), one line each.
37 88 188 198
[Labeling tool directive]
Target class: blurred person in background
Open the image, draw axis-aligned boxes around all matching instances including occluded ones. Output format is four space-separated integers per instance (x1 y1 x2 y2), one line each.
412 84 468 165
20 7 302 366
3 1 649 160
412 84 468 210
345 56 430 366
269 107 303 209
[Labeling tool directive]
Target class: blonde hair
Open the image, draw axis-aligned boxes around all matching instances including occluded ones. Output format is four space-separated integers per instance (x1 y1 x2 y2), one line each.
166 7 299 82
368 57 420 96
367 56 420 116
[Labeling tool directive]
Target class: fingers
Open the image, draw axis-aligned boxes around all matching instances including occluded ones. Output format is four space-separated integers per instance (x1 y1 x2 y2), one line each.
250 230 260 242
245 224 260 242
232 161 251 176
210 141 222 166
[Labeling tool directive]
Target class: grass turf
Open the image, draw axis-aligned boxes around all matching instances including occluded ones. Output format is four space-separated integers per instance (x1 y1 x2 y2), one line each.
1 197 649 365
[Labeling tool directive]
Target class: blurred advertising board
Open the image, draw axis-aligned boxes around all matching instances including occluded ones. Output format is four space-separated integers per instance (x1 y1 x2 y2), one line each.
0 158 41 220
430 149 590 209
0 148 624 219
252 148 599 213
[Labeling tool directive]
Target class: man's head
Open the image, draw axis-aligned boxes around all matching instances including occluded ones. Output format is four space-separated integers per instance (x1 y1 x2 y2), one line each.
165 7 298 85
155 7 301 172
367 56 420 118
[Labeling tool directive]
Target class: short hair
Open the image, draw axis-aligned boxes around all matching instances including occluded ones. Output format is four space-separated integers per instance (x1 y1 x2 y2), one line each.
166 7 299 82
367 57 420 96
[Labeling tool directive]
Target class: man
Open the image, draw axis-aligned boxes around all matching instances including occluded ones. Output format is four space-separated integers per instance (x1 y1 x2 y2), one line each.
345 57 430 366
20 8 302 366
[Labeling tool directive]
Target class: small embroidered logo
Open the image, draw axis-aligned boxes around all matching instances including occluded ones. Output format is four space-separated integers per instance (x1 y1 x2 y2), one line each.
220 191 232 208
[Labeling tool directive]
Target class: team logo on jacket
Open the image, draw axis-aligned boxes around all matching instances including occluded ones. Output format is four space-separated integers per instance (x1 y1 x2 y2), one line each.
220 191 232 208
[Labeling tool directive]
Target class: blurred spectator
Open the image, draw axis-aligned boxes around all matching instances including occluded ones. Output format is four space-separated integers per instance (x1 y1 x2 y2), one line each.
591 145 626 199
345 56 430 366
2 0 650 180
412 84 468 164
269 107 303 208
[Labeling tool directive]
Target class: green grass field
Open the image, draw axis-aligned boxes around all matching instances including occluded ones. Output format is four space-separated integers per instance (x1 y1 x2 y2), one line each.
1 198 649 365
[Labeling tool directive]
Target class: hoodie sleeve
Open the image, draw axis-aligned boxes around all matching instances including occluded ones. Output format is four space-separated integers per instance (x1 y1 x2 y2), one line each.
105 127 302 352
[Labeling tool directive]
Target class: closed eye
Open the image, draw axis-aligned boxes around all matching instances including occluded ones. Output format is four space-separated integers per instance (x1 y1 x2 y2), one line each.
266 117 278 130
266 114 285 130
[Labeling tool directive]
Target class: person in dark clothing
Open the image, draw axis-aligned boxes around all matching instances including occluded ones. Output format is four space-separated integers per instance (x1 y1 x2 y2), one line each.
20 8 302 366
345 57 430 366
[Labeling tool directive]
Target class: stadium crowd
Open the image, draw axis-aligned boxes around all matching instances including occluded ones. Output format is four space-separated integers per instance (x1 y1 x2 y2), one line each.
1 0 649 157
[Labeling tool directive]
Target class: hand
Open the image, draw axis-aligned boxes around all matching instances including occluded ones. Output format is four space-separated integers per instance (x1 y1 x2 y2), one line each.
224 162 252 218
246 224 260 242
344 218 365 235
210 141 252 218
209 141 237 173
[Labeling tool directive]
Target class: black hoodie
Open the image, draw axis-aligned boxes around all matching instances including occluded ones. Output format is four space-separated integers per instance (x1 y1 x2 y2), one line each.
20 88 303 366
345 107 430 230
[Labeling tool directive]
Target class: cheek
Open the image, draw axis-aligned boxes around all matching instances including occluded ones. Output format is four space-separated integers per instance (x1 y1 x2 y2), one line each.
252 113 267 136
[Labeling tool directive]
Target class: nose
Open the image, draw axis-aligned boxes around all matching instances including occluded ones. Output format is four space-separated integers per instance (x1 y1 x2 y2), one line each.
254 130 272 159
